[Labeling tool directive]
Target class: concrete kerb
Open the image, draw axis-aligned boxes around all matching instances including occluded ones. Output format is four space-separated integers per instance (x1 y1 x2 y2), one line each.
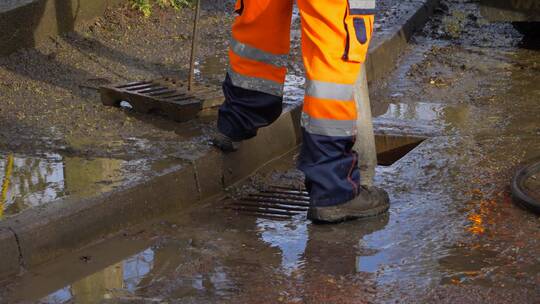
0 0 440 279
0 228 21 278
0 160 200 272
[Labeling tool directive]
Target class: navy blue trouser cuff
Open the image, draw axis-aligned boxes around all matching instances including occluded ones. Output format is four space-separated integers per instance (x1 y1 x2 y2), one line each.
218 73 283 141
298 129 361 207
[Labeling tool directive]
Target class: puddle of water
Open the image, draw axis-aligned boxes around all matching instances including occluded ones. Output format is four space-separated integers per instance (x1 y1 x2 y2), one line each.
375 101 473 131
2 143 532 304
257 218 308 274
40 248 155 304
437 245 500 284
357 251 389 273
0 152 144 220
29 217 389 303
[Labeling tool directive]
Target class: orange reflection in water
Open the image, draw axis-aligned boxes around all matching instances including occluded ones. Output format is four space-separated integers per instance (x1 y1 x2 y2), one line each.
465 198 498 235
467 213 485 235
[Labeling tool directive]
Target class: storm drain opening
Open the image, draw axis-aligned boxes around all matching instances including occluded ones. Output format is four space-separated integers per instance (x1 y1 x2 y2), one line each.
224 135 427 220
100 78 222 122
224 186 310 220
374 134 427 166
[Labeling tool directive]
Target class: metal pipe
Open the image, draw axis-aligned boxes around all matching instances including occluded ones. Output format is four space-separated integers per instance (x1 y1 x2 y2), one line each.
353 65 377 187
188 0 202 91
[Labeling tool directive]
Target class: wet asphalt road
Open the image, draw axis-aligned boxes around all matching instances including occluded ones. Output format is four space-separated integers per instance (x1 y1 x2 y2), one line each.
1 0 540 303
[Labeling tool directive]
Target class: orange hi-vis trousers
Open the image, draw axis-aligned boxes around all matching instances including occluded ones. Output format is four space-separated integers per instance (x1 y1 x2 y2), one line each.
218 0 375 206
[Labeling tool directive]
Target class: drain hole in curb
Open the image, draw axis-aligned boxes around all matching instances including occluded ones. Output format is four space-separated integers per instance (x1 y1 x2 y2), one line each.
225 186 309 220
375 134 426 166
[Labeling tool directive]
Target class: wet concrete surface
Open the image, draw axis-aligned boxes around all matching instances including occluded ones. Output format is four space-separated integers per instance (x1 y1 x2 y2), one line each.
1 0 540 302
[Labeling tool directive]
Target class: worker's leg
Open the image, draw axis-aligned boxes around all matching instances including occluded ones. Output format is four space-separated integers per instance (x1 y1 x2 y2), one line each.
217 0 293 143
297 0 379 209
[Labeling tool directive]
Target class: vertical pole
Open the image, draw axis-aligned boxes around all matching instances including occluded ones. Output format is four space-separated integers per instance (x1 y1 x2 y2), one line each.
353 65 377 187
188 0 202 92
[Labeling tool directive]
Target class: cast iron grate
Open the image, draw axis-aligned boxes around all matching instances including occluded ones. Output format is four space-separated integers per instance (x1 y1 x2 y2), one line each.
225 185 310 220
100 77 222 122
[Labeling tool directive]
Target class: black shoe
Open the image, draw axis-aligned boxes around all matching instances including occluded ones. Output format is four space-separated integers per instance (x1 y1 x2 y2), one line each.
211 132 240 152
308 186 390 223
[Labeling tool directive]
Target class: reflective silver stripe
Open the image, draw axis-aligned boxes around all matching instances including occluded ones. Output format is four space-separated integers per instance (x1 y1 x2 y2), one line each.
301 113 357 137
349 0 376 9
305 80 355 101
228 68 284 97
230 38 289 68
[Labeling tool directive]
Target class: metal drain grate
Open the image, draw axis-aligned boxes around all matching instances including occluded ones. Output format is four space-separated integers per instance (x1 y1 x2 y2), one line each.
100 78 222 122
225 186 310 220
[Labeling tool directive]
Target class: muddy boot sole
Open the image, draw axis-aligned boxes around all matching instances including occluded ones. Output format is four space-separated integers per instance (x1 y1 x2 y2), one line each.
308 201 390 224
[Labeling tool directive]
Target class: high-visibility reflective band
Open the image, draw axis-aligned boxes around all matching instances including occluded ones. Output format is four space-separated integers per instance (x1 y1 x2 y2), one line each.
228 68 284 97
302 112 356 137
230 38 289 68
349 0 376 14
305 80 355 101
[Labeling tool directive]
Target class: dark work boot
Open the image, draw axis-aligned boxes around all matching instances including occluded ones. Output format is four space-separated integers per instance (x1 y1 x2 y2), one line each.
211 132 240 152
308 186 390 223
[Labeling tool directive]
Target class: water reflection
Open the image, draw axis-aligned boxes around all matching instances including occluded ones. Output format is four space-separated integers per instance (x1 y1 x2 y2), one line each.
42 248 155 303
0 154 14 219
378 101 471 128
257 217 308 274
0 152 128 219
0 153 65 218
357 251 389 273
31 212 390 303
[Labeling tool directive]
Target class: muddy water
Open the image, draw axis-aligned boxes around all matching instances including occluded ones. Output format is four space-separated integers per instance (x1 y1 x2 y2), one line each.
0 152 149 219
2 0 540 303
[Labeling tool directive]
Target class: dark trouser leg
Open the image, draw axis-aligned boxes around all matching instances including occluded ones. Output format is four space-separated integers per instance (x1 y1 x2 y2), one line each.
218 74 283 141
217 0 293 141
298 131 360 206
